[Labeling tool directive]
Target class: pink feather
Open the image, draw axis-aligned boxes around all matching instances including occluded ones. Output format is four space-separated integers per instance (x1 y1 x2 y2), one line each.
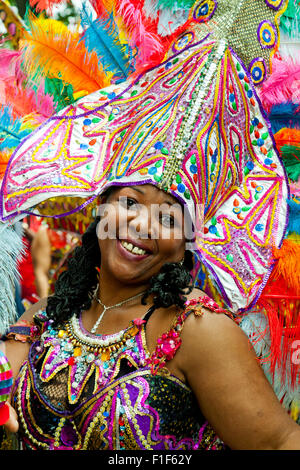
0 49 24 84
290 181 300 197
260 57 300 112
3 81 55 122
0 48 54 122
115 0 164 65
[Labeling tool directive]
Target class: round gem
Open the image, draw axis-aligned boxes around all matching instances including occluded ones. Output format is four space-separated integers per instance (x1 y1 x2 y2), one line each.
246 161 254 170
177 183 185 193
209 225 217 234
154 142 163 150
83 119 92 126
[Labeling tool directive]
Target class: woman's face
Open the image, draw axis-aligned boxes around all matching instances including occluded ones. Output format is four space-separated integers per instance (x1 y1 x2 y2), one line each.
97 184 186 286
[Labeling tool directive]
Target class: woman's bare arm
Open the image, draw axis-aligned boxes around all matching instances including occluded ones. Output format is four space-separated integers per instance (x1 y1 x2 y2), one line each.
178 310 300 450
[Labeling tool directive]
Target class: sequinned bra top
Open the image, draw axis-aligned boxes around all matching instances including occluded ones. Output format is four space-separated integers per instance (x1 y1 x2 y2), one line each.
8 296 230 450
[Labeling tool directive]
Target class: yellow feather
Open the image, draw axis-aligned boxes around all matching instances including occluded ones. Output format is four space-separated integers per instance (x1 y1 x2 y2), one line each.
20 14 112 96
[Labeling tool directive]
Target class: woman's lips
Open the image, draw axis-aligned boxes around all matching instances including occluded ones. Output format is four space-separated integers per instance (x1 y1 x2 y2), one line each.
116 238 152 261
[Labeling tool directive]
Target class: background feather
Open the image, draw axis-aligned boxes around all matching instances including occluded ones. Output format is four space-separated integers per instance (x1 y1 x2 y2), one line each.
280 144 300 182
0 223 24 336
260 57 300 113
80 3 131 80
114 0 164 67
287 197 300 235
0 106 32 150
268 102 300 134
20 13 112 97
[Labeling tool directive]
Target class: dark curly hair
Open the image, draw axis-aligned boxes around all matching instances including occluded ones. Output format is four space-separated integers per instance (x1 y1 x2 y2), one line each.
46 217 194 327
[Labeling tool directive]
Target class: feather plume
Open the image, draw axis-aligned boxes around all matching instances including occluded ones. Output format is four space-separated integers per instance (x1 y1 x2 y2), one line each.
0 106 32 150
268 102 300 134
260 57 300 113
115 0 164 66
3 80 55 122
290 181 300 196
44 76 75 111
89 0 115 18
274 127 300 148
20 14 112 97
80 3 131 80
153 0 195 8
270 239 300 294
287 197 300 235
280 144 300 182
0 149 12 181
0 49 22 80
0 223 24 335
246 238 300 389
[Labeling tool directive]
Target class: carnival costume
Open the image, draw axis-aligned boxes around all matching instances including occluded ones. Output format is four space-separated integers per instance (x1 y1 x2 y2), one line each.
0 0 300 450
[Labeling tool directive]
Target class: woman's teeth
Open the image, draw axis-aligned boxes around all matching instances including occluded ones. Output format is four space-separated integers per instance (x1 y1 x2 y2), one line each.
121 240 147 256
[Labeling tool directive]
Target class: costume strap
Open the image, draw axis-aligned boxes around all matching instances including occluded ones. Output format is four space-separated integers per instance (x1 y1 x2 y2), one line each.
2 315 43 344
147 294 230 374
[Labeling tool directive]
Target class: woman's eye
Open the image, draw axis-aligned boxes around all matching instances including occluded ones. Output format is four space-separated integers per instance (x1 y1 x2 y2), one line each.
119 197 138 210
160 214 175 228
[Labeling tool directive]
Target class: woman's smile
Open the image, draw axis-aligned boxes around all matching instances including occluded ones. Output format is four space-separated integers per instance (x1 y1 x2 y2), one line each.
117 237 152 260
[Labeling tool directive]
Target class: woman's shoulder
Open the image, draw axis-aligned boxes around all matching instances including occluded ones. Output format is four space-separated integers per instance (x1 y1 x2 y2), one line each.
183 288 233 317
180 288 243 346
180 289 248 353
19 297 48 322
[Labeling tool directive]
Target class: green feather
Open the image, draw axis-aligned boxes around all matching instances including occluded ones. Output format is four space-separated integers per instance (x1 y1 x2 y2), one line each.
281 144 300 182
156 0 195 9
44 77 75 111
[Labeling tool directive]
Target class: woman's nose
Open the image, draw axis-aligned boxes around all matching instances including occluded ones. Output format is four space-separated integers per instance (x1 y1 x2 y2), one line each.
128 205 158 240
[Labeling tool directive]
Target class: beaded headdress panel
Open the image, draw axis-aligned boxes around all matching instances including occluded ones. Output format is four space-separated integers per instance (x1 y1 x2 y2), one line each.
0 0 289 313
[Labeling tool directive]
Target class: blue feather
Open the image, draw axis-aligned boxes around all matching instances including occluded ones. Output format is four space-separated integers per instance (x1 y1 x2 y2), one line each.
80 3 133 81
268 102 300 134
0 106 31 150
287 197 300 235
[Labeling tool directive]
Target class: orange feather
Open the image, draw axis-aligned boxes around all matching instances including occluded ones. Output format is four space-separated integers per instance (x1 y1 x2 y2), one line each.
20 15 112 97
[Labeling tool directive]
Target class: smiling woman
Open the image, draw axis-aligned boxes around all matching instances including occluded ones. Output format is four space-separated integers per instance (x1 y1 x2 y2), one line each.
1 0 300 452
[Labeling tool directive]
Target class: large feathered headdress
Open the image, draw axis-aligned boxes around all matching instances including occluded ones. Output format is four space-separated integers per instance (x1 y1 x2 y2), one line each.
0 0 290 315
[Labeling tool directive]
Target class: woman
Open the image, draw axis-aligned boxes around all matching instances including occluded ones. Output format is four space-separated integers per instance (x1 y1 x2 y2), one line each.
0 0 299 450
1 183 300 450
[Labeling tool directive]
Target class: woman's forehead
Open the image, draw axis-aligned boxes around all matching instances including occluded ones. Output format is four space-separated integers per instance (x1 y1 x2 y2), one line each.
108 184 183 207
